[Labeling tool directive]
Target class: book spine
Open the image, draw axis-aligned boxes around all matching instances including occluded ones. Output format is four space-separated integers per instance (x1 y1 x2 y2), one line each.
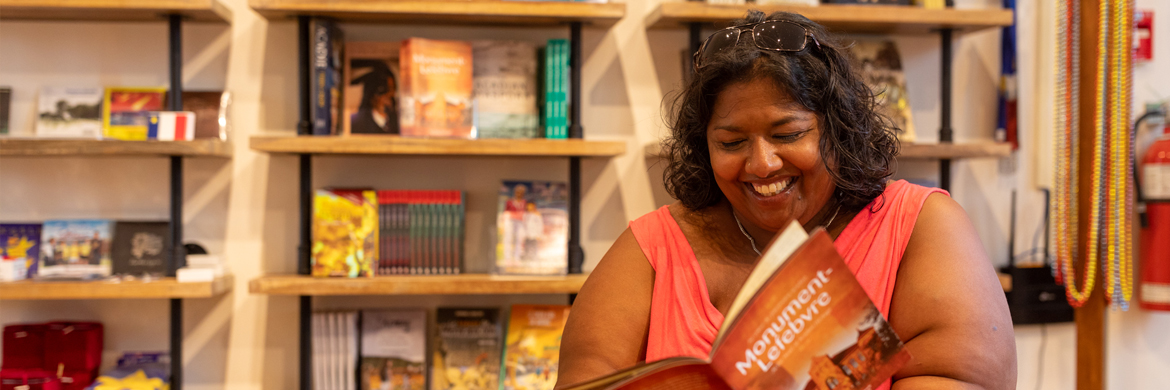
378 194 387 276
397 200 407 275
409 192 418 275
310 19 331 136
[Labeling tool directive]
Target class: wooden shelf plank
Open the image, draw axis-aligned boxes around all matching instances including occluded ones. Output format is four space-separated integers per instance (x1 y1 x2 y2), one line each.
249 0 625 26
0 138 233 157
251 135 625 157
646 3 1012 34
248 274 588 296
644 141 1010 160
0 0 232 23
0 275 233 300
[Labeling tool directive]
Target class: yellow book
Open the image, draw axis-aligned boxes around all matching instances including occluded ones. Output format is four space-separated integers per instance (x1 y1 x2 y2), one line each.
102 87 167 140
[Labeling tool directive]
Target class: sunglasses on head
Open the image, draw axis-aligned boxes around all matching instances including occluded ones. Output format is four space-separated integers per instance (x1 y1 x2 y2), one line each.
693 20 820 71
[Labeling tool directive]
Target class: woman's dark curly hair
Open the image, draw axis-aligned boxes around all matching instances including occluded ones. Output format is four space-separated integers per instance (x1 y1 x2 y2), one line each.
662 10 899 210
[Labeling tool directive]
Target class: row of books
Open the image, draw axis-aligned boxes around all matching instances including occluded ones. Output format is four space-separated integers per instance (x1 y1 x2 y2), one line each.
310 19 566 140
312 304 569 390
0 86 228 140
312 180 570 278
0 221 172 281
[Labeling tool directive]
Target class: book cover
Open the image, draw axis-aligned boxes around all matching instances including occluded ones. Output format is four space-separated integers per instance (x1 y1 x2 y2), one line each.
361 310 427 390
311 18 345 136
542 40 569 139
313 189 379 277
38 219 113 279
183 91 230 140
495 181 568 275
110 221 170 276
846 39 916 143
399 38 474 138
103 87 167 140
471 40 538 139
561 224 910 390
36 86 103 138
433 308 502 390
500 304 571 390
0 223 41 280
0 87 10 135
345 41 401 136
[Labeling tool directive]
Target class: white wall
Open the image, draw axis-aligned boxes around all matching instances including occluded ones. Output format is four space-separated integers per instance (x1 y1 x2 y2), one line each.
1 0 1167 388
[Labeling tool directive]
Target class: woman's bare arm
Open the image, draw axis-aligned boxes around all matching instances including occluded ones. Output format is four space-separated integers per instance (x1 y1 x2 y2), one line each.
890 193 1018 389
555 228 655 389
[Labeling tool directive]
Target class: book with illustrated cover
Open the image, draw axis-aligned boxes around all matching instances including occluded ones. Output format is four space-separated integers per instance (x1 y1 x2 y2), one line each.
183 91 231 140
846 39 916 143
432 308 502 390
38 219 113 279
362 310 427 390
313 189 378 277
345 41 400 136
561 223 911 390
500 304 571 390
0 223 41 280
36 86 103 138
399 38 474 138
495 181 568 275
110 221 170 276
103 87 167 140
472 40 538 139
311 18 345 136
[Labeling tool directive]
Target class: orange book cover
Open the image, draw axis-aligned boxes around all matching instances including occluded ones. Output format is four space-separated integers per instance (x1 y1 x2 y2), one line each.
501 304 571 390
564 223 911 390
398 38 474 138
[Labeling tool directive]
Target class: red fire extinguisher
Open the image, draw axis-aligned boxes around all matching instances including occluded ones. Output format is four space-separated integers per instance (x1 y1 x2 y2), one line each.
1140 115 1170 311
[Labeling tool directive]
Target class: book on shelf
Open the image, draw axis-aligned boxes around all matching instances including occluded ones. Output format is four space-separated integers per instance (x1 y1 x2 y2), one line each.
314 311 359 390
846 38 917 143
182 90 231 140
472 40 539 139
399 38 474 139
36 86 103 139
102 87 167 140
313 189 379 278
377 190 464 276
109 221 170 277
0 223 40 281
561 223 910 390
361 309 427 390
38 219 113 280
311 18 346 136
495 180 569 276
500 304 571 390
345 41 401 136
433 308 502 390
0 86 10 135
542 40 569 139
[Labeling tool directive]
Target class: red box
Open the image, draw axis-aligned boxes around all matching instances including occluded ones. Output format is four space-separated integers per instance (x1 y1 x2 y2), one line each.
2 324 47 369
43 322 103 374
54 371 93 390
0 368 61 390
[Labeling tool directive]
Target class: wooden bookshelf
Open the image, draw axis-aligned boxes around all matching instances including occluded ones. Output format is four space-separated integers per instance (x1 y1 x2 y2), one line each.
645 3 1013 34
0 138 233 157
0 0 232 23
249 274 588 296
251 135 625 157
0 275 233 300
249 0 625 26
643 141 1010 160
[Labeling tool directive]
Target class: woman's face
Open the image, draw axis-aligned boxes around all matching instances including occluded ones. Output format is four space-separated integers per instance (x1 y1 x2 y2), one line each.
706 78 835 232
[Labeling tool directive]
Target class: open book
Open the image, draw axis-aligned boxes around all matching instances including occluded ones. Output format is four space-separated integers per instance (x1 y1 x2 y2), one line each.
564 221 910 390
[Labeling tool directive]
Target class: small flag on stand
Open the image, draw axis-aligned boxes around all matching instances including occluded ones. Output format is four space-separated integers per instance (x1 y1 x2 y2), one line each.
147 111 196 141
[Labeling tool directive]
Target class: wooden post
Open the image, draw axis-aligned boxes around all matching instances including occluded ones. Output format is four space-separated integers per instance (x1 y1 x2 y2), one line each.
1075 1 1106 390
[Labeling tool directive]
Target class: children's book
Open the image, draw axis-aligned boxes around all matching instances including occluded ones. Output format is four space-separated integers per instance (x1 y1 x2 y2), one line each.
846 39 916 143
495 181 568 275
344 41 400 136
103 87 168 140
561 222 911 390
38 219 113 279
110 221 170 276
313 189 378 277
471 40 538 139
35 87 103 138
399 38 474 138
432 308 502 390
361 310 427 390
500 305 570 390
0 223 41 280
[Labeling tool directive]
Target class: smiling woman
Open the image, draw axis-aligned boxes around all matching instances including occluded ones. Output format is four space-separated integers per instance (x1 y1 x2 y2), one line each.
556 9 1016 390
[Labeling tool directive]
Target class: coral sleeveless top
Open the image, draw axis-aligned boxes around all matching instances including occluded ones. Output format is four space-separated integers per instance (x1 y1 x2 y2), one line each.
629 180 946 386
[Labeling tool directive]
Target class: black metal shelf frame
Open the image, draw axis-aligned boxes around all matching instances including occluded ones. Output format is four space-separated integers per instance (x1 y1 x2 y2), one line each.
291 18 589 390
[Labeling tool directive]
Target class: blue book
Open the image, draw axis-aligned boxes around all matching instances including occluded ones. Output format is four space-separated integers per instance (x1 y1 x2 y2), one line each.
310 18 344 135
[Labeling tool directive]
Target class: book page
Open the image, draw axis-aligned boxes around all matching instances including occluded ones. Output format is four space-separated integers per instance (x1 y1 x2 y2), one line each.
715 220 808 345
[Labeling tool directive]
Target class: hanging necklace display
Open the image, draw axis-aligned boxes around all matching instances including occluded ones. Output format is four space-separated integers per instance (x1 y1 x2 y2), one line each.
1054 0 1095 307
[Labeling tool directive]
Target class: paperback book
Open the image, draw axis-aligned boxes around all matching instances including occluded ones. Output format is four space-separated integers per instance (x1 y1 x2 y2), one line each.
0 223 41 280
472 40 538 139
36 86 103 138
846 39 916 143
38 219 113 279
495 181 568 275
345 41 401 135
103 87 167 140
432 308 502 390
313 189 379 277
313 311 359 390
500 304 571 390
561 223 911 390
377 190 464 275
399 38 474 138
311 18 345 136
362 310 427 390
110 221 170 276
542 39 569 139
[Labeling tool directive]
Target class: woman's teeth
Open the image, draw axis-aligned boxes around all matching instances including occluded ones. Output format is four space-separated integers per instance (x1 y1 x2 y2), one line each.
752 177 793 197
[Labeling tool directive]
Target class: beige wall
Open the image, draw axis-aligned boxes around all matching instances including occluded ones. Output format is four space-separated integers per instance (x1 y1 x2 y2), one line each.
1 0 1168 389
